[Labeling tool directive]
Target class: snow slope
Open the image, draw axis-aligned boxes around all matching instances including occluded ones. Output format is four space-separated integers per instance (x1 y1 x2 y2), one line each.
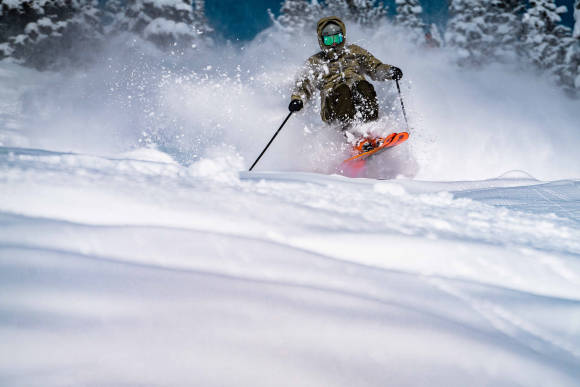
1 18 580 387
1 146 579 386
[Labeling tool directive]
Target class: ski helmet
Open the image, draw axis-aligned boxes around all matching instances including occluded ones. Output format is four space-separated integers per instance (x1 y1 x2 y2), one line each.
321 22 342 37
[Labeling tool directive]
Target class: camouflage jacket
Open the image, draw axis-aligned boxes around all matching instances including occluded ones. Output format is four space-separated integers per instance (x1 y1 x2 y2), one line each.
291 16 398 121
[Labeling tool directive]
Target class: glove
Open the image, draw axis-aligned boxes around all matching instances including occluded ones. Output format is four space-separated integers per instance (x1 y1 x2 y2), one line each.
289 99 303 112
389 66 403 81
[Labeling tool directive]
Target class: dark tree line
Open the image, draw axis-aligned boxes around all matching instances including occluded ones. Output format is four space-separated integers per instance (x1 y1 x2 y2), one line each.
0 0 211 70
1 0 578 93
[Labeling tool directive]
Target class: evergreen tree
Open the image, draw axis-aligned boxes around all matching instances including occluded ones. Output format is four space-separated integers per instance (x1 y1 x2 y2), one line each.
563 0 580 90
446 0 525 64
0 1 38 48
270 0 323 32
103 0 124 32
484 0 525 62
325 0 386 26
574 0 580 39
114 0 211 49
0 0 103 70
193 0 212 36
445 0 490 65
348 0 387 26
425 23 443 48
521 0 571 80
272 0 385 31
395 0 426 40
324 0 352 19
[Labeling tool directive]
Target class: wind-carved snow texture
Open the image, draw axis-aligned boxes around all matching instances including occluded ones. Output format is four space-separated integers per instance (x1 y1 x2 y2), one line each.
1 146 580 386
1 15 580 387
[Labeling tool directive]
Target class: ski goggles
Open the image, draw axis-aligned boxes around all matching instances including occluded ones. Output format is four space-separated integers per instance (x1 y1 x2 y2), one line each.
323 33 344 46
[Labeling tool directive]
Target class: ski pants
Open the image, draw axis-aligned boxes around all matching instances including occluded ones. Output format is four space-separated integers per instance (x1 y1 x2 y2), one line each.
322 80 379 124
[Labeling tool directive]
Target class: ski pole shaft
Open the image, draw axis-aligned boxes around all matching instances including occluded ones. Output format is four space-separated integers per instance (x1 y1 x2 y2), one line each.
249 111 293 171
395 79 409 129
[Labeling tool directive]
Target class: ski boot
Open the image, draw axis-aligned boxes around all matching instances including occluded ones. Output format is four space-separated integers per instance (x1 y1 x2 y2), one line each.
354 137 383 154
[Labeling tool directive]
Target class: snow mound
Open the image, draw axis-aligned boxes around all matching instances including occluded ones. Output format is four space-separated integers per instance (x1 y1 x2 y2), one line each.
187 147 243 184
497 170 538 180
119 147 177 164
373 181 407 196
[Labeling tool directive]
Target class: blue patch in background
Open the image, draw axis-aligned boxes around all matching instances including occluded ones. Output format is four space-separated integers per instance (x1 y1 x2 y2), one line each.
206 0 280 41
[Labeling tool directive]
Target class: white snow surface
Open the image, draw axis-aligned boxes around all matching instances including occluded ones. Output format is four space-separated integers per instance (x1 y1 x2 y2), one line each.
1 146 580 386
1 19 580 387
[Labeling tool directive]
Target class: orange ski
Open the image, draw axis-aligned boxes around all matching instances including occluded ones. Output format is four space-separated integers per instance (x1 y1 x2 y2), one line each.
339 132 409 178
344 131 409 163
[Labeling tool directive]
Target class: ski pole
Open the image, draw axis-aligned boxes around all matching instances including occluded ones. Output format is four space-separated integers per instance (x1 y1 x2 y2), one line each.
395 79 409 129
249 111 293 171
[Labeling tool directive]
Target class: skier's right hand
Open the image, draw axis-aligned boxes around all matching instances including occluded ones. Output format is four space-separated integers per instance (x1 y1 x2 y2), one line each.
289 99 303 112
389 66 403 81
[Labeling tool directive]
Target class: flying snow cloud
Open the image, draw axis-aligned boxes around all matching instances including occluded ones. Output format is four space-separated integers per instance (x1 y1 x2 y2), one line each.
3 17 580 181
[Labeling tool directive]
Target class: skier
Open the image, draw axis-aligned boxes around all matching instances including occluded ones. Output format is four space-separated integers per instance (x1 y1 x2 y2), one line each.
288 16 403 134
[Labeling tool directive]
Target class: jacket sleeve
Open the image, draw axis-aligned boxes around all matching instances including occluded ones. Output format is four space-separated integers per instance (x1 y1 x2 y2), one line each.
291 58 316 102
351 44 396 81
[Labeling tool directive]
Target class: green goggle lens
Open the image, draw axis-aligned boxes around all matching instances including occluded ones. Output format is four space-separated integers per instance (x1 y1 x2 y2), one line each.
323 33 343 46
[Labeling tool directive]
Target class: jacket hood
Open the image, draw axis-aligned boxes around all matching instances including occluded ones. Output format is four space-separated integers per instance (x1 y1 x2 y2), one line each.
316 16 346 52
